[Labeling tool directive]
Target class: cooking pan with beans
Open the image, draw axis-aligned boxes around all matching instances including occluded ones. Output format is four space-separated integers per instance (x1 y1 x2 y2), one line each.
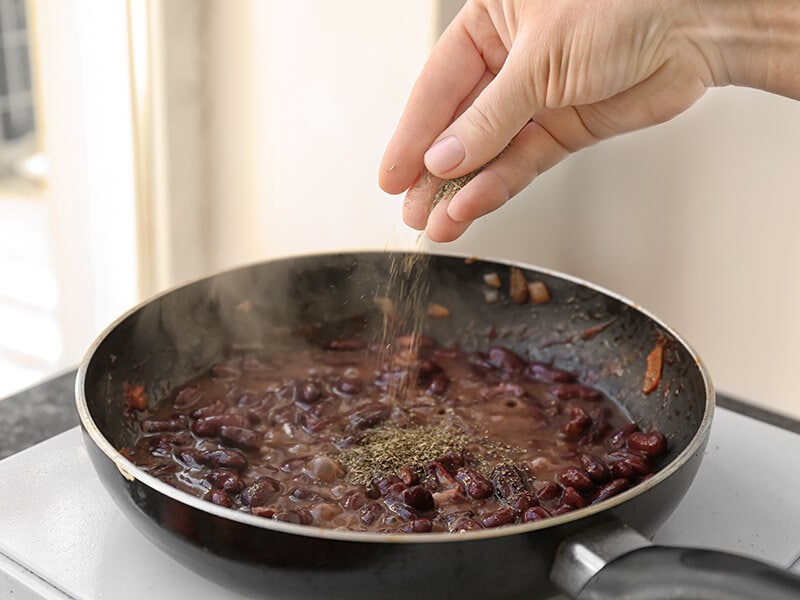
75 251 800 599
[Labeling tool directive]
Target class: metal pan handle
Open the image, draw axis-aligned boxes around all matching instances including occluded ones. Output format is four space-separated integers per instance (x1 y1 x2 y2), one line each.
552 520 800 600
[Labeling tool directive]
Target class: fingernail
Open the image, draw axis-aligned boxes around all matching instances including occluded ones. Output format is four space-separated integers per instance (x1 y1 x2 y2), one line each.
424 136 465 173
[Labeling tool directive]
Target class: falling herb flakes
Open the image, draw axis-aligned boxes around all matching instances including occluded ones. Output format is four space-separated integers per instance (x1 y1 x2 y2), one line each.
337 424 469 486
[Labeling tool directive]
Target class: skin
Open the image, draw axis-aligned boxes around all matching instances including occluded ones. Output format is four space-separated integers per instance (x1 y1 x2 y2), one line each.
379 0 800 242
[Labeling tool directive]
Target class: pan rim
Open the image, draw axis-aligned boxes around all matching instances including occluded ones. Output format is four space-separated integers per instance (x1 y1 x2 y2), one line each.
75 249 715 545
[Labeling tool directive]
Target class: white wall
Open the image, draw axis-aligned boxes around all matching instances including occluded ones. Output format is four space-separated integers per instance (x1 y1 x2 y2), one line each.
197 3 800 418
204 1 437 271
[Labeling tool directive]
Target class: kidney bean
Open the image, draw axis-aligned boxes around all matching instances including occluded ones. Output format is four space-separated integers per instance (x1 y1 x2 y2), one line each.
289 487 329 503
449 515 484 532
627 431 668 459
609 459 635 480
251 506 276 518
455 468 493 500
241 477 281 507
609 451 653 476
561 486 586 508
523 506 551 522
580 454 612 484
268 404 301 426
375 474 404 496
298 380 323 405
487 347 525 372
550 504 576 516
481 507 518 528
206 488 233 508
190 400 226 419
508 491 539 514
359 502 384 525
201 449 248 471
426 373 450 395
305 456 343 483
561 406 593 439
491 464 530 502
399 518 434 533
403 485 435 513
173 385 202 410
427 461 459 490
274 508 313 525
192 414 250 437
526 362 576 383
175 448 205 468
382 482 408 503
219 425 262 450
557 467 595 493
551 383 602 402
536 481 562 502
326 339 366 351
333 377 364 396
397 467 419 487
340 490 366 511
347 404 390 432
592 479 631 504
609 423 639 450
206 469 245 493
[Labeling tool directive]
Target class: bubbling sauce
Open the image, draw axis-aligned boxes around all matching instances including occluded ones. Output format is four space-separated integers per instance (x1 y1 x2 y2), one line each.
125 335 667 533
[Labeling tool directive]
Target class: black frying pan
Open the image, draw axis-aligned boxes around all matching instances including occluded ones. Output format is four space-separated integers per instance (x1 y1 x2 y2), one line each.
75 251 800 599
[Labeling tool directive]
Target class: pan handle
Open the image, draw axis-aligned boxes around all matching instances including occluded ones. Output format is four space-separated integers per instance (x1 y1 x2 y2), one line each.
551 520 800 600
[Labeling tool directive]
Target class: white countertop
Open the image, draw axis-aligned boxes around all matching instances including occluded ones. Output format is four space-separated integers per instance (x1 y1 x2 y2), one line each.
1 407 799 600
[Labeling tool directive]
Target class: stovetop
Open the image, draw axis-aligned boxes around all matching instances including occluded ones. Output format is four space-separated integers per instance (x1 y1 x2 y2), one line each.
1 407 799 600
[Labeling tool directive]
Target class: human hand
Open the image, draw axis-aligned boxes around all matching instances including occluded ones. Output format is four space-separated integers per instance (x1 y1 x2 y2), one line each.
379 0 728 242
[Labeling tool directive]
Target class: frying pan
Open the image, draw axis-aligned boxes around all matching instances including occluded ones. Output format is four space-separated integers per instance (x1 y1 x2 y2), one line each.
75 251 800 599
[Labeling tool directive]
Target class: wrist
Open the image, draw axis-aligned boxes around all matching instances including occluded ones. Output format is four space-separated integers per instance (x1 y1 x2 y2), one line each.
692 0 800 98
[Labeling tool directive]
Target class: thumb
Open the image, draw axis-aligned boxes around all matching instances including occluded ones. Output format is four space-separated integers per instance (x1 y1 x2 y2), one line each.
423 50 542 179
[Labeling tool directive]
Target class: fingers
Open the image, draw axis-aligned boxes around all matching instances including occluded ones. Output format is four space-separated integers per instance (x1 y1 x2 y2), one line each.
423 47 543 180
379 12 499 195
423 114 574 242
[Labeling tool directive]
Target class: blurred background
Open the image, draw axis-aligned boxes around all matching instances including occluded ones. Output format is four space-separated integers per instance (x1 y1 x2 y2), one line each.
1 0 798 419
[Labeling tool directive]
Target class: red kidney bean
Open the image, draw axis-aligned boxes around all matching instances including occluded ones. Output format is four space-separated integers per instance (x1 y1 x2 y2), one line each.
298 380 323 405
426 373 450 395
175 448 205 468
592 478 631 504
561 406 593 439
491 464 531 503
201 449 248 471
173 385 202 410
359 502 384 525
141 417 185 434
189 400 225 419
333 377 364 396
403 485 435 513
536 481 562 502
627 431 668 459
609 459 635 480
274 508 313 525
609 423 639 450
347 404 390 432
551 383 602 401
449 515 484 532
557 467 595 493
550 504 576 516
481 507 518 528
340 490 366 511
526 362 576 383
241 477 280 507
609 451 653 476
399 518 433 533
580 454 612 484
561 486 586 508
192 414 250 437
206 469 245 493
508 491 539 514
487 347 525 372
397 467 419 487
427 461 459 489
455 468 493 500
219 425 262 450
523 506 551 522
289 487 329 503
375 474 404 497
206 488 233 507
